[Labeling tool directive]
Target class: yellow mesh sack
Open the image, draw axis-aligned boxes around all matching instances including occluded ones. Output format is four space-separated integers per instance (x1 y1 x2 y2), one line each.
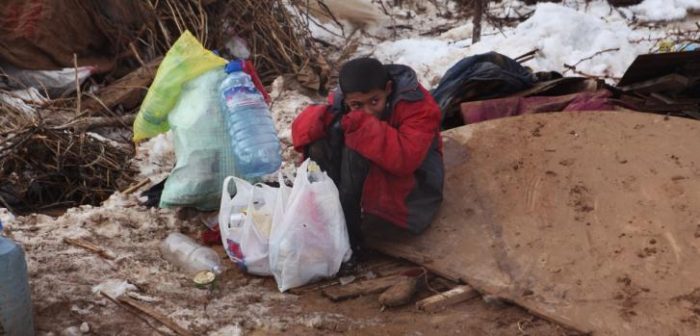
133 31 227 142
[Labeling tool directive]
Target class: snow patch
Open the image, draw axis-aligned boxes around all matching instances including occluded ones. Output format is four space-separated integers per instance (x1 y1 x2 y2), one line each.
372 1 657 85
92 279 137 298
630 0 700 22
133 132 175 180
210 325 244 336
373 39 462 87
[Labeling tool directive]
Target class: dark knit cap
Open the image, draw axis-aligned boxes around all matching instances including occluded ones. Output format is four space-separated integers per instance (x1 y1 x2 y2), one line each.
339 57 389 94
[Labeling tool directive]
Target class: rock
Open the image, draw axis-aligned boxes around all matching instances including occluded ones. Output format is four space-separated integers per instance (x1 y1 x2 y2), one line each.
80 322 90 333
60 326 81 336
378 276 418 307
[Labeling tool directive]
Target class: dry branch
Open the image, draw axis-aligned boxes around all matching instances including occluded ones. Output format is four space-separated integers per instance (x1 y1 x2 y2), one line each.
118 296 194 336
100 292 172 336
208 0 330 90
0 112 134 214
416 285 479 312
64 237 116 260
1 0 331 215
123 178 151 195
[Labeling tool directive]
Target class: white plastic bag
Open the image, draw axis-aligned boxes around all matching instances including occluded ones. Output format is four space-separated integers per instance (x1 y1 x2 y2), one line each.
218 176 280 275
269 159 352 292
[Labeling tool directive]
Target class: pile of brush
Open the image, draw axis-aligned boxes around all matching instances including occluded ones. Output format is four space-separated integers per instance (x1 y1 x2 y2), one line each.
0 101 134 214
0 0 333 213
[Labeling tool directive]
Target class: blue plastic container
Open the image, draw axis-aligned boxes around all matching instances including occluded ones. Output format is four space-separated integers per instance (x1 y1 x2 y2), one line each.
0 222 35 336
219 61 281 180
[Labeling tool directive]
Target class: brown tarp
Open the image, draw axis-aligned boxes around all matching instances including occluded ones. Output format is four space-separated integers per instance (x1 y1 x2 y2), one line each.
0 0 148 73
367 111 700 335
618 50 700 87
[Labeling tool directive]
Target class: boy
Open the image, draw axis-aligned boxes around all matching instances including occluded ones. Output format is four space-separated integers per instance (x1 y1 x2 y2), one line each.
292 57 444 256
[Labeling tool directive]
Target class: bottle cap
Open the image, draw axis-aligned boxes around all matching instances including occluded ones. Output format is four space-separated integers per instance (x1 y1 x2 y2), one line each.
225 60 244 74
193 270 217 288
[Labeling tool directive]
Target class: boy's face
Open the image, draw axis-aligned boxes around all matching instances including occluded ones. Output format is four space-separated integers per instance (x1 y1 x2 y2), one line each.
344 81 393 118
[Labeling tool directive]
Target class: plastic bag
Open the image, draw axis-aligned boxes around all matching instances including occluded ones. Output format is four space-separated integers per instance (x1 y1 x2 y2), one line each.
159 67 235 210
218 176 288 275
269 159 352 292
0 63 94 97
133 31 227 142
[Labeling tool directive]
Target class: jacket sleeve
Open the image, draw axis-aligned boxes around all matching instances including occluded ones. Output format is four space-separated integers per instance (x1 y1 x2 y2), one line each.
291 104 334 152
341 103 440 176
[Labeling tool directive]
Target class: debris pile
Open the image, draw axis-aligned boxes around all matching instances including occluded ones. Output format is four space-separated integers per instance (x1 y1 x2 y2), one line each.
615 50 700 119
0 0 330 213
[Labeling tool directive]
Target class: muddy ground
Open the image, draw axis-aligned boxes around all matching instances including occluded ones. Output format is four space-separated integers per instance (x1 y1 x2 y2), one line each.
12 202 576 336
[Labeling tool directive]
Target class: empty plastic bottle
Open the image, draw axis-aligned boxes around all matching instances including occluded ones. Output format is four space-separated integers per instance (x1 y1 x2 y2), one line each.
159 233 222 275
0 220 35 336
219 60 281 180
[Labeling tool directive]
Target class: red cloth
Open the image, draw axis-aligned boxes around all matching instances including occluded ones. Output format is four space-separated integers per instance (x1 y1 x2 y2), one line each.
292 85 442 228
460 90 616 124
200 227 221 246
242 60 271 104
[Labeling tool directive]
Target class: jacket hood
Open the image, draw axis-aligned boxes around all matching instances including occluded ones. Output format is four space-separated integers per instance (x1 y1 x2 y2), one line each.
385 64 423 103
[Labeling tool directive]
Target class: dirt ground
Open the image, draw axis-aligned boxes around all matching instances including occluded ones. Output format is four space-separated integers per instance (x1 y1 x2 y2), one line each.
16 208 578 336
5 187 576 336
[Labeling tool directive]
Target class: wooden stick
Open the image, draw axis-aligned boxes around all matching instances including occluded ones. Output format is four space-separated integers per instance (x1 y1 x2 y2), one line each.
322 275 402 302
289 278 341 294
129 42 146 67
123 178 151 195
81 56 161 115
63 237 115 260
416 285 479 312
73 53 82 117
100 292 169 336
569 48 620 68
118 296 194 336
54 114 136 131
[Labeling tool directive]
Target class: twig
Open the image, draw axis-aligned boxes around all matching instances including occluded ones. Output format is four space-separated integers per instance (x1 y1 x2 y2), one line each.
419 23 454 36
378 0 390 15
63 237 116 260
415 285 479 312
118 296 194 336
123 178 151 194
129 43 146 67
570 48 620 68
304 10 345 39
563 63 620 81
148 1 172 47
515 49 539 64
387 24 413 30
315 0 346 36
0 194 15 214
73 54 81 118
53 114 136 131
100 292 170 336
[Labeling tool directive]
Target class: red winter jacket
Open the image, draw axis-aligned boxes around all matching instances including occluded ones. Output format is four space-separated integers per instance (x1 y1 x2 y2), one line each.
292 64 444 233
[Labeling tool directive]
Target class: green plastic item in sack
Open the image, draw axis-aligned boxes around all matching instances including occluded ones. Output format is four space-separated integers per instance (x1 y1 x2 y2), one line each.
133 31 227 142
159 67 236 210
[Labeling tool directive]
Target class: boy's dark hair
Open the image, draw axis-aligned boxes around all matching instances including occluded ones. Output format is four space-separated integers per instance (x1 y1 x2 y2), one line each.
339 57 389 94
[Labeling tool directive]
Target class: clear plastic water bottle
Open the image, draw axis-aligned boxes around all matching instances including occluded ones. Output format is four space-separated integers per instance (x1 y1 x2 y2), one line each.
0 221 35 336
219 60 281 180
159 233 222 275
